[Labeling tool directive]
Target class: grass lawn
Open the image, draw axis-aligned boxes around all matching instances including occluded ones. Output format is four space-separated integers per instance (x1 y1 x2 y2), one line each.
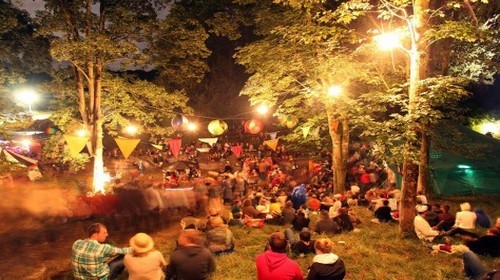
150 196 499 280
1 176 499 279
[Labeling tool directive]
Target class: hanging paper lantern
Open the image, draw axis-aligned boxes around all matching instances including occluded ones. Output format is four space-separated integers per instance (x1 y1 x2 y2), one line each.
45 127 58 135
171 114 190 130
208 120 228 136
279 115 299 129
245 119 264 134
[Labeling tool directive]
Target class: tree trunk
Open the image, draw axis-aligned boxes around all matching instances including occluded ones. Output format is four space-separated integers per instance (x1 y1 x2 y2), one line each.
399 0 427 235
328 116 347 194
417 129 430 194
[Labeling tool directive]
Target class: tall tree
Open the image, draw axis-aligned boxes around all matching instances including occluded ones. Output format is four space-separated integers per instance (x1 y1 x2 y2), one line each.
36 0 193 192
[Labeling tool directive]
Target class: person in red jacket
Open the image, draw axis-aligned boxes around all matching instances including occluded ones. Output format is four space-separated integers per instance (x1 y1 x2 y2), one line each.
256 232 304 280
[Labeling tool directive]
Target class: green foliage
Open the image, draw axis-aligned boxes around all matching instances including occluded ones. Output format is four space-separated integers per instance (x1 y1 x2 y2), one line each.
42 134 89 172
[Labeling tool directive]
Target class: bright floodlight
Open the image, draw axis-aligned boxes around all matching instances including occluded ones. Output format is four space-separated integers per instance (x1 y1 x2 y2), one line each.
21 139 32 150
257 104 269 115
76 129 88 137
125 125 138 135
374 32 402 51
327 85 342 97
16 88 39 112
187 123 198 131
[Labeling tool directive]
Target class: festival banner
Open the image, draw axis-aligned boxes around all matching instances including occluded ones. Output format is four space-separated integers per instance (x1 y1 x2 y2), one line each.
114 138 141 159
198 138 218 147
196 148 211 153
151 144 163 150
302 126 311 139
169 138 182 158
64 135 89 157
264 139 279 151
231 145 243 158
267 132 278 140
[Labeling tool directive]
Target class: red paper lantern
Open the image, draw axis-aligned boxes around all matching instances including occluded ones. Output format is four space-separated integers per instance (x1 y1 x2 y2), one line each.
244 119 264 134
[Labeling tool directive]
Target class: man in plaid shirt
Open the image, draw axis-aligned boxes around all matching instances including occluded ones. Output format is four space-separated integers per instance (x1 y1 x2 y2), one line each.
72 223 132 280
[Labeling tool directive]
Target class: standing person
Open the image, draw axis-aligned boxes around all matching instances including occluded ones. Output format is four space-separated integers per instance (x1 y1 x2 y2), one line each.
166 230 216 280
124 233 166 280
72 223 132 280
307 238 346 280
256 232 304 280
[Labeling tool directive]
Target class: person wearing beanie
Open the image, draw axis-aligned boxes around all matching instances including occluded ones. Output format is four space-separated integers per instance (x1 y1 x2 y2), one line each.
124 233 166 280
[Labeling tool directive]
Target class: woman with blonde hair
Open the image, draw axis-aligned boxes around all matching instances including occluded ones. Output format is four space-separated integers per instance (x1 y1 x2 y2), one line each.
307 238 346 280
124 233 166 280
454 202 477 229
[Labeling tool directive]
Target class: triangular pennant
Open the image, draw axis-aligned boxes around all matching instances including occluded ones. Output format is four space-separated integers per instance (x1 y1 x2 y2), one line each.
169 138 182 158
198 138 218 147
264 139 279 151
312 127 320 137
114 138 141 159
4 149 38 165
302 126 311 139
3 149 19 163
196 148 211 153
151 144 163 150
64 135 89 157
268 132 278 140
231 145 243 158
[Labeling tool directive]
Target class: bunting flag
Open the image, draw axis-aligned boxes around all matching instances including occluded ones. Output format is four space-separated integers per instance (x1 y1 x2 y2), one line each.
264 139 279 151
114 138 141 159
151 144 163 150
169 138 182 158
302 126 311 139
198 138 218 147
64 135 89 157
267 132 278 140
231 145 243 158
311 127 320 137
2 148 19 163
196 148 211 153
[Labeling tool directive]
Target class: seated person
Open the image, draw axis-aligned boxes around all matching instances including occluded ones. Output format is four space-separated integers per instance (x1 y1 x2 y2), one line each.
333 208 354 232
124 233 166 280
256 232 304 280
292 211 310 232
314 211 341 235
373 200 395 223
435 204 455 231
284 228 316 257
463 227 500 257
308 238 346 280
228 212 245 227
474 207 491 229
282 201 296 224
167 230 215 280
462 250 499 280
269 197 283 216
205 217 235 255
454 202 477 230
414 205 441 242
307 195 321 212
243 199 265 219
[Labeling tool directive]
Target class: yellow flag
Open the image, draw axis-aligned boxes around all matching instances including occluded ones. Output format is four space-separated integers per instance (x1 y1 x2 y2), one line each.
114 138 141 159
151 144 163 150
64 135 89 157
302 126 311 139
264 139 279 151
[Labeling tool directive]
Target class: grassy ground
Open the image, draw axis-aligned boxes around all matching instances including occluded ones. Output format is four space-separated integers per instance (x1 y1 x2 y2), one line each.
1 175 499 279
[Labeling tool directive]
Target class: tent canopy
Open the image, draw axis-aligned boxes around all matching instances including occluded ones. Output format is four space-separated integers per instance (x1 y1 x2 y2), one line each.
430 123 500 196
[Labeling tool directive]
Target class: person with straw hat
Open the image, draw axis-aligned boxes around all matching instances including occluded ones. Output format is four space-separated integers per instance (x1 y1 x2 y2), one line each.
124 233 166 280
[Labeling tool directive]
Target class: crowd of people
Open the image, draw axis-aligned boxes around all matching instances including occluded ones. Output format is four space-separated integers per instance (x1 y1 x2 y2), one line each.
70 138 499 279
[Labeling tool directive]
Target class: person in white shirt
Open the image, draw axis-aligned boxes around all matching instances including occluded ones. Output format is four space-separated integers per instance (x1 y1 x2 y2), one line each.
414 205 441 242
454 202 477 229
124 233 166 280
